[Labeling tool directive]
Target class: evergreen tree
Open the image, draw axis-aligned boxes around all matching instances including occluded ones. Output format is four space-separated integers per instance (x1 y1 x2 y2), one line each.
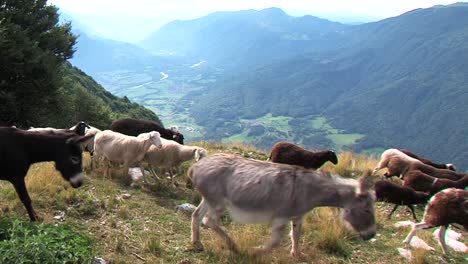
0 0 76 127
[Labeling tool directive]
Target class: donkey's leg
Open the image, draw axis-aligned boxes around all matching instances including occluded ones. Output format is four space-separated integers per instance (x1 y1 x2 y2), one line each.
290 217 304 257
191 198 208 251
12 179 38 221
437 225 448 256
403 222 431 246
255 217 289 254
202 206 239 253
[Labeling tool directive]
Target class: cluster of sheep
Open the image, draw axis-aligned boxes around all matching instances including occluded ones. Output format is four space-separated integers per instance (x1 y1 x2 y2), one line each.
29 118 208 185
372 148 467 256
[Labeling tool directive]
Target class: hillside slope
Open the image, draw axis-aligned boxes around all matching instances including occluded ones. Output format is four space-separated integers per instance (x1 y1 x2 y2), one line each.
57 62 161 129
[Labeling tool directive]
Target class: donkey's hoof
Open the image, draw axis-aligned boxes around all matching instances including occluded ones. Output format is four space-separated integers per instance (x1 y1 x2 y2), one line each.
188 241 204 252
251 246 269 255
291 251 308 259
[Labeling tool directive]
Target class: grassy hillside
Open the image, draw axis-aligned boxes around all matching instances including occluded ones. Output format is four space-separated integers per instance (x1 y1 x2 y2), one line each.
0 144 466 263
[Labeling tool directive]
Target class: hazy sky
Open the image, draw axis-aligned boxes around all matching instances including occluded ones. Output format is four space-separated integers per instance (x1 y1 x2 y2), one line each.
47 0 463 43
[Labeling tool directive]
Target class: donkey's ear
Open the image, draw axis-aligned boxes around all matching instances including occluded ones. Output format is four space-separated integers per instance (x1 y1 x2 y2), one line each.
358 170 374 194
67 134 94 148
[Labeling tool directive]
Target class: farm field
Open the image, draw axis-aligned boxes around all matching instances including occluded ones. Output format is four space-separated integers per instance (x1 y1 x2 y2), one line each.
93 65 367 154
0 143 466 263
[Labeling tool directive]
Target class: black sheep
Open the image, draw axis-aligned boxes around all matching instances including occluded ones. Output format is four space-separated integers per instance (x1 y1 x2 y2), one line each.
111 118 184 144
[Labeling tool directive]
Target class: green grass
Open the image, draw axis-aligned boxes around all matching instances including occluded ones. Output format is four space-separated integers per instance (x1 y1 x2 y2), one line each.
327 133 365 150
251 113 293 133
0 217 95 263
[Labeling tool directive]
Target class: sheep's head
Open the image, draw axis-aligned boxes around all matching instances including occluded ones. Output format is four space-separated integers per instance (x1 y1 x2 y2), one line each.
446 164 456 171
148 131 162 148
172 132 184 145
329 150 338 165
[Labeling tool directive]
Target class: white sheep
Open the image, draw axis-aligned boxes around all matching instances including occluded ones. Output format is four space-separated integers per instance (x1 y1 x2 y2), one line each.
137 135 208 184
29 121 90 136
93 130 162 177
372 148 422 178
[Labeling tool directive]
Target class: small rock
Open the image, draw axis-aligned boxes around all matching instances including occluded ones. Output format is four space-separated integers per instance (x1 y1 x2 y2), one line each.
121 193 132 199
128 167 150 181
92 257 106 264
175 203 197 214
53 211 65 222
409 236 435 251
397 248 412 260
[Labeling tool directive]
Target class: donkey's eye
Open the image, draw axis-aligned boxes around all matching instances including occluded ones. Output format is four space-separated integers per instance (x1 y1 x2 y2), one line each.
70 156 80 164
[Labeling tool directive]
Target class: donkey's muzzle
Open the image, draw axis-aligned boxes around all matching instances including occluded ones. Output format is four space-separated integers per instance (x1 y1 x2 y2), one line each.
69 173 84 188
360 226 376 241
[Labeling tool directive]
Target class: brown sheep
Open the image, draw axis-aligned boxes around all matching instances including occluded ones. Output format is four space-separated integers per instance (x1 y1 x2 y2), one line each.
403 170 468 195
269 142 338 169
374 180 430 221
403 188 468 256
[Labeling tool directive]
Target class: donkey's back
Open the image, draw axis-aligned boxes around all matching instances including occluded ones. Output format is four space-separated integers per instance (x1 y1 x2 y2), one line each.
190 153 332 221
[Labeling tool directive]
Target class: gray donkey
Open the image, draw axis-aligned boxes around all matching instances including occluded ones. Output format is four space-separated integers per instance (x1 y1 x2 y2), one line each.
189 153 376 256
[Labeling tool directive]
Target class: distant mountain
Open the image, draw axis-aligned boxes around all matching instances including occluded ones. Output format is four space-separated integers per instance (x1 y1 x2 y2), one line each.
186 4 468 169
70 33 154 74
140 7 349 70
59 13 155 75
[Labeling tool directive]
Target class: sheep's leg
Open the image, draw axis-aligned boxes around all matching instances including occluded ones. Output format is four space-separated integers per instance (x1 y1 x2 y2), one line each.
437 225 448 256
191 198 208 251
403 222 431 246
407 205 419 222
148 165 161 180
255 217 288 254
104 159 110 178
139 164 148 184
387 204 399 219
290 217 303 257
168 168 179 187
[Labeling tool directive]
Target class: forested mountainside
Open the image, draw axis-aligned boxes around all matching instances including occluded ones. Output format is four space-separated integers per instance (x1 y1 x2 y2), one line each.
0 0 160 129
60 63 161 129
184 4 468 169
